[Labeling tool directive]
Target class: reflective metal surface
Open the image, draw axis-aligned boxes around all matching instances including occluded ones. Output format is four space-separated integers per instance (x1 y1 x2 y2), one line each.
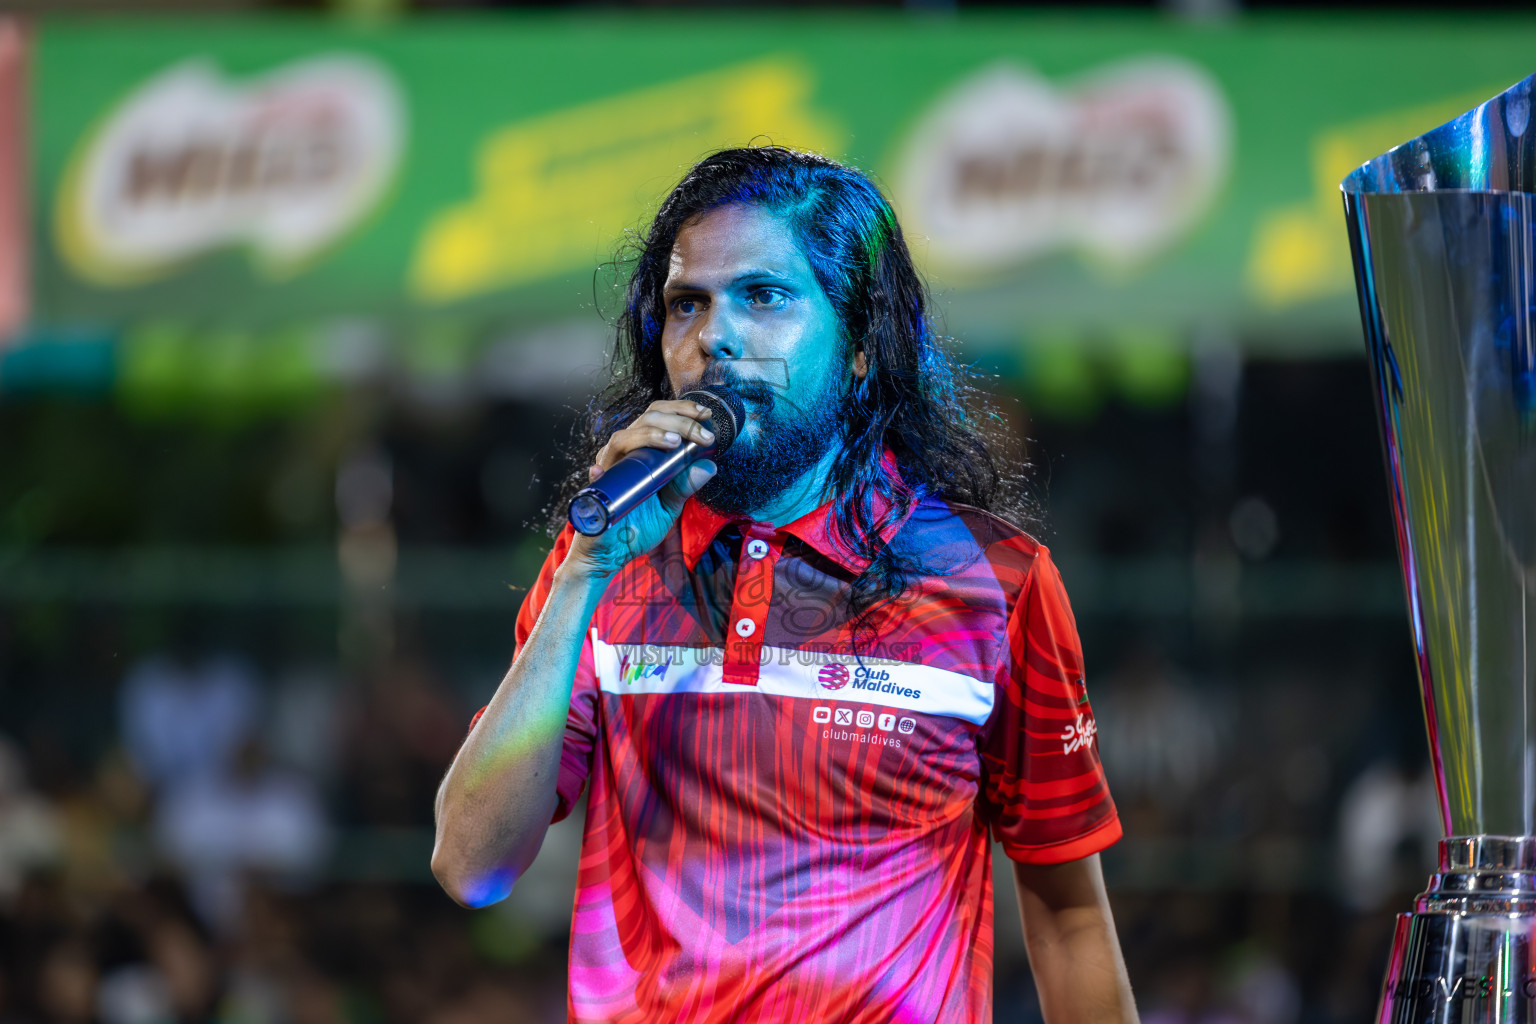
1343 71 1536 1023
1344 73 1536 839
1379 838 1536 1022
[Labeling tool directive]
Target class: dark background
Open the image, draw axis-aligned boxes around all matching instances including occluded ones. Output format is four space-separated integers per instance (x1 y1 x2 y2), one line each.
0 2 1471 1023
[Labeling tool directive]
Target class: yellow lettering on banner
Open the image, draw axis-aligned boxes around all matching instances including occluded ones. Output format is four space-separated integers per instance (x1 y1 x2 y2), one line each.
1245 87 1493 308
410 58 837 303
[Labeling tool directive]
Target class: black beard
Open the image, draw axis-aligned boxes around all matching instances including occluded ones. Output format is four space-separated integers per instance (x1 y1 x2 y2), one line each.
667 365 845 519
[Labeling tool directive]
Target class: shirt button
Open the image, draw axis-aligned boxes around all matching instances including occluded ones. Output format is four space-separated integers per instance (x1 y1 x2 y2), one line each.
734 618 756 638
746 539 769 559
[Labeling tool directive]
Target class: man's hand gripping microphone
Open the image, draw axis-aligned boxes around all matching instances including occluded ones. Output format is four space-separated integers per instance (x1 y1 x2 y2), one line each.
567 387 744 537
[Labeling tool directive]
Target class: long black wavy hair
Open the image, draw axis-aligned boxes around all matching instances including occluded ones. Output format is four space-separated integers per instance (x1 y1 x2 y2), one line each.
554 145 1029 627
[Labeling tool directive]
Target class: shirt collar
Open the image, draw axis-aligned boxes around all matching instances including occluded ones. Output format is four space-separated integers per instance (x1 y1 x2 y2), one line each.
678 449 912 573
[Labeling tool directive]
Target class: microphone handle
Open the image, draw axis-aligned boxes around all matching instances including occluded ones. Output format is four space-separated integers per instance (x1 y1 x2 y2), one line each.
568 437 716 535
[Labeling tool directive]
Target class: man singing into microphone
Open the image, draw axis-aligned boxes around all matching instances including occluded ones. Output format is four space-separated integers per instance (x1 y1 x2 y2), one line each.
432 147 1136 1024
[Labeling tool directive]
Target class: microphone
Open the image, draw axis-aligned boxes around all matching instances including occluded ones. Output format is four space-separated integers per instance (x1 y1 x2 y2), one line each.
568 387 745 537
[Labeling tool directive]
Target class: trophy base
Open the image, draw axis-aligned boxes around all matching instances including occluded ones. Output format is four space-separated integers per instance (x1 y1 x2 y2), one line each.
1378 838 1536 1023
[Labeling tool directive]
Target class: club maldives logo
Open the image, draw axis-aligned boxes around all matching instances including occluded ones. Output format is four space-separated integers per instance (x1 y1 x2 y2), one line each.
818 664 849 690
850 666 921 700
56 55 405 286
818 661 923 699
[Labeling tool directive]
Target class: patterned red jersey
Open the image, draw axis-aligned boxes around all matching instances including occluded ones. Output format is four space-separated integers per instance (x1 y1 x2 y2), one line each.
481 489 1119 1023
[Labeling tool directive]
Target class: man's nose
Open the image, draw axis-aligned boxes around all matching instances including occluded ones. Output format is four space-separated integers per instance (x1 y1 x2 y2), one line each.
696 305 743 362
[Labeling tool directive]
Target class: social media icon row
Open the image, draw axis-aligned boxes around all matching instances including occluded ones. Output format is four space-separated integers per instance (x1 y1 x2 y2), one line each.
813 706 916 734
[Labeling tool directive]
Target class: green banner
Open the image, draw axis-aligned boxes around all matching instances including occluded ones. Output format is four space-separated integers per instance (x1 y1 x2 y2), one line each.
27 15 1536 361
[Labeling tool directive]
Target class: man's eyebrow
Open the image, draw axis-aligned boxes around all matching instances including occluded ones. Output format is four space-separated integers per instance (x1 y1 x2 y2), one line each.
663 268 796 293
730 267 794 284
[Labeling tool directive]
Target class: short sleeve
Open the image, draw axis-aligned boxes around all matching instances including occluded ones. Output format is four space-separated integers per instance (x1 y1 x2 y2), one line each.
979 545 1121 864
467 525 599 824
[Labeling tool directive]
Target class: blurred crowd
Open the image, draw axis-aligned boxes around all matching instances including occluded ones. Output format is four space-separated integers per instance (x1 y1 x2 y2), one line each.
0 354 1448 1023
1083 646 1439 1024
0 625 575 1024
0 621 1439 1024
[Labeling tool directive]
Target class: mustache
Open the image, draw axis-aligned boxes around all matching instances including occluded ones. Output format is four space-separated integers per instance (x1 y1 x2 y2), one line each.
670 365 782 411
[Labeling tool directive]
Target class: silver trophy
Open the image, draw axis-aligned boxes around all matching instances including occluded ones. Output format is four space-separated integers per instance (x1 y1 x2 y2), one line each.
1343 73 1536 1022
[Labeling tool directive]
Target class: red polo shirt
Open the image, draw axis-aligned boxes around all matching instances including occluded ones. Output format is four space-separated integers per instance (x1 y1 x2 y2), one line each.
481 487 1119 1023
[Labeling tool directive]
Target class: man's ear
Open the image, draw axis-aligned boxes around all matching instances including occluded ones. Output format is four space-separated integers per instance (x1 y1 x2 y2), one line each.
852 348 868 380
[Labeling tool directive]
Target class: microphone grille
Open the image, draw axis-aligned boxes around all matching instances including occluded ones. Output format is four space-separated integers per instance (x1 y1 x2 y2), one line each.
679 387 744 454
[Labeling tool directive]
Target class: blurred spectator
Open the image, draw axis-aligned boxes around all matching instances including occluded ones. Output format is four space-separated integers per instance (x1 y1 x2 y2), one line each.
1141 955 1237 1024
1095 646 1230 816
155 738 330 932
425 979 544 1024
1138 945 1302 1024
1225 945 1301 1024
338 654 463 829
91 879 218 1024
72 748 153 880
119 650 259 792
0 735 61 897
267 663 342 786
1337 758 1440 911
38 934 97 1024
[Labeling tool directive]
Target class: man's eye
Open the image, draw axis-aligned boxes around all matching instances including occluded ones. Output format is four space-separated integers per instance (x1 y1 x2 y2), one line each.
747 288 784 307
672 298 701 315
